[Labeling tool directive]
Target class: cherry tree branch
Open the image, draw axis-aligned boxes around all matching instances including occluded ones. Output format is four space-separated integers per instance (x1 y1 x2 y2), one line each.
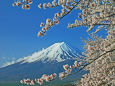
67 48 115 77
60 0 81 20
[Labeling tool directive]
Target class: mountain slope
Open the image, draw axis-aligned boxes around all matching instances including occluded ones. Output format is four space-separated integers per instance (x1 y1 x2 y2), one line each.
0 42 85 82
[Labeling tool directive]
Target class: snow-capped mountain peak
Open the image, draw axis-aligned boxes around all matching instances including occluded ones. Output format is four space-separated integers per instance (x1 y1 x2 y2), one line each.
0 42 85 82
17 42 80 63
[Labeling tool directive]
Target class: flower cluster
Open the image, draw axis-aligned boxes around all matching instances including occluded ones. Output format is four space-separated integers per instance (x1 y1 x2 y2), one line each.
37 0 78 36
12 0 78 36
35 73 57 85
68 0 115 31
36 0 115 36
38 18 60 36
78 28 115 86
20 79 35 85
37 0 115 36
59 61 82 79
12 0 33 9
12 0 115 35
38 0 57 9
20 73 57 85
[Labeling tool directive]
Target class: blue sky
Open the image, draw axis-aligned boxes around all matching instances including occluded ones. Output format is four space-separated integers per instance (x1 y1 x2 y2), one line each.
0 0 107 67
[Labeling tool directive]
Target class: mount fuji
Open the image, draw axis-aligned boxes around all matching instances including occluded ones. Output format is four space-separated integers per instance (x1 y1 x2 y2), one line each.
17 42 81 64
0 42 84 82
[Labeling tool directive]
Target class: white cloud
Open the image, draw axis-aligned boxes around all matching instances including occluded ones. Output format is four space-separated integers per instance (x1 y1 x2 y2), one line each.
0 57 17 68
2 61 15 68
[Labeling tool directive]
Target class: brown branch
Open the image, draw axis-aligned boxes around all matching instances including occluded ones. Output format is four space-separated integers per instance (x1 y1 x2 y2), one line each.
60 0 81 20
94 23 115 25
81 23 115 26
83 13 115 26
67 48 115 77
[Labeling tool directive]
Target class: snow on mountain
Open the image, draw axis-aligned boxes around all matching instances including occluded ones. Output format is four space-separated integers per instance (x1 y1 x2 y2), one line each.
17 42 80 64
1 42 81 68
